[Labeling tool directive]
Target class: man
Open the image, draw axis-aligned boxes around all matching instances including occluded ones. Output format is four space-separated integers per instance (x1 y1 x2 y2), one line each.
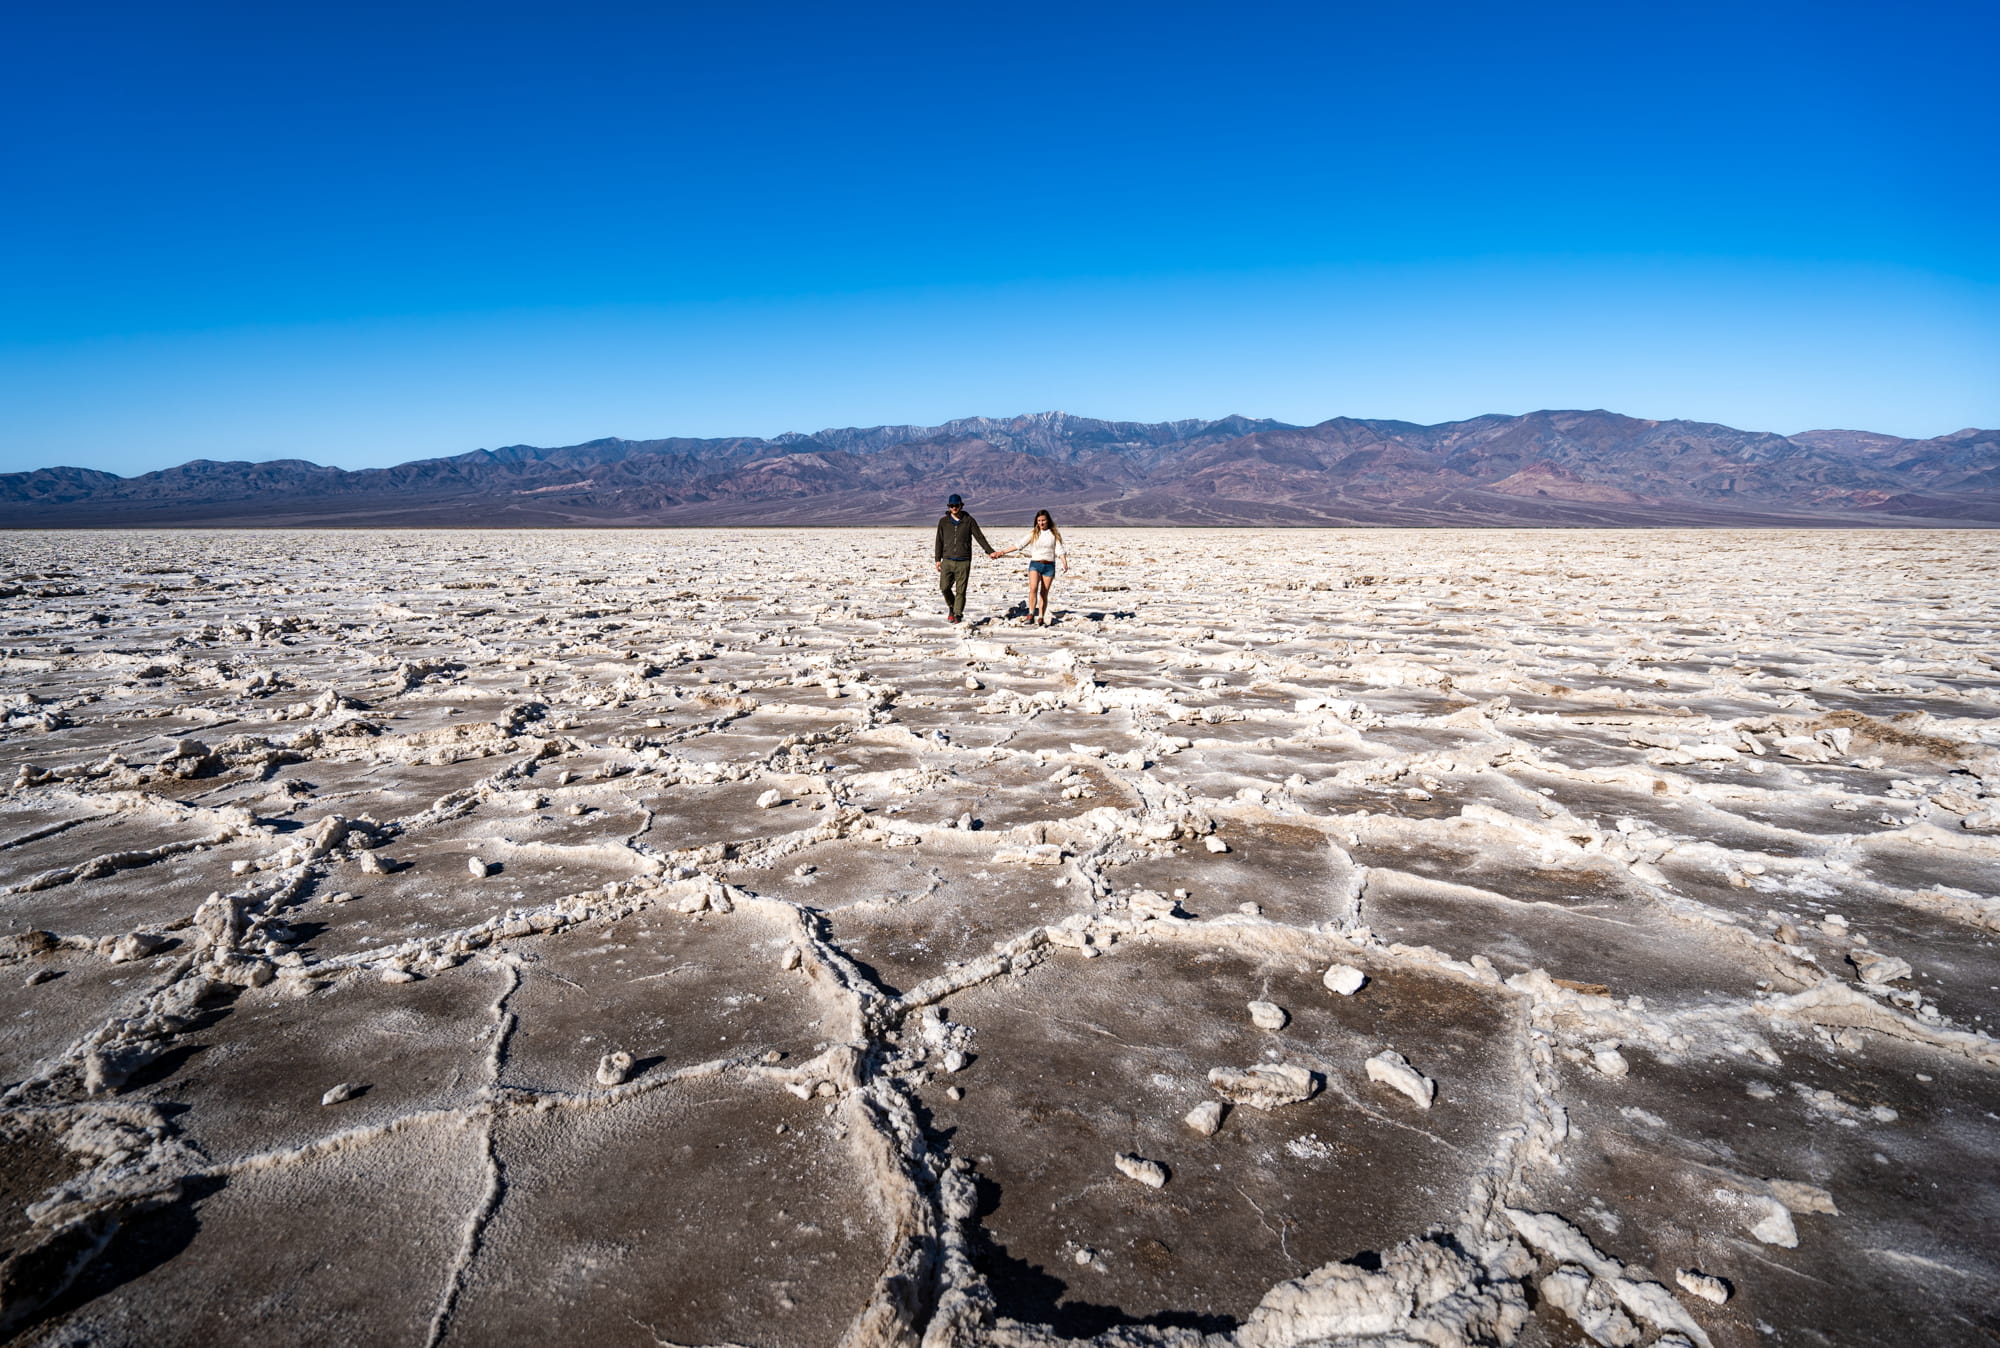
932 493 997 624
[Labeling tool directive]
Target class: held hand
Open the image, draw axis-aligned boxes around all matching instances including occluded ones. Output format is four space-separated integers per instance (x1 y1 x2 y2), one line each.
934 561 941 571
988 551 1000 559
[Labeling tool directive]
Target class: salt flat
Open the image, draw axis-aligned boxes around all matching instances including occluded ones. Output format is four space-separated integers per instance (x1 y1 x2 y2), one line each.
1 527 1997 1348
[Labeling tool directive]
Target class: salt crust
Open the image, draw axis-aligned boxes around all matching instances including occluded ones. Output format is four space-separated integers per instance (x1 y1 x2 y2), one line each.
1 527 1997 1345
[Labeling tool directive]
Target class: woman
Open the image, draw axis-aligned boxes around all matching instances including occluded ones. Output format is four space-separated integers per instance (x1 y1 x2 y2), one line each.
993 509 1069 625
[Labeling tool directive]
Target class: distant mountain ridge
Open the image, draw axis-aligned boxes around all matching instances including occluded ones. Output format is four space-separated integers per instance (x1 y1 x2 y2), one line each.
4 410 1997 528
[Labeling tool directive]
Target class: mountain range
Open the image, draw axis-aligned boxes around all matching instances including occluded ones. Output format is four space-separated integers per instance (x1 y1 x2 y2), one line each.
4 410 1998 528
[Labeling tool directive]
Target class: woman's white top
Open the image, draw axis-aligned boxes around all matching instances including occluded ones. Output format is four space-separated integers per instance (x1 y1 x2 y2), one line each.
1014 530 1068 563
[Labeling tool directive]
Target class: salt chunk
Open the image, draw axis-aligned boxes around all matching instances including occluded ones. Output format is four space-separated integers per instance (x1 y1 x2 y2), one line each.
941 1049 969 1073
1538 1265 1637 1346
1849 949 1912 985
2 930 56 960
597 1051 635 1086
1592 1048 1630 1079
1114 1153 1168 1188
1208 1063 1317 1110
780 945 802 971
467 857 491 878
1767 1178 1839 1214
1676 1268 1731 1304
1184 1100 1227 1136
756 789 783 808
321 1082 361 1106
1323 964 1366 996
1248 1000 1289 1030
380 967 418 984
108 931 169 963
1748 1195 1798 1246
1204 836 1230 854
1365 1050 1435 1109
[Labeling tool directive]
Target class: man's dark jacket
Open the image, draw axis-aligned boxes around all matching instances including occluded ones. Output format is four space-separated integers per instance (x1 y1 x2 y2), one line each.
934 512 994 562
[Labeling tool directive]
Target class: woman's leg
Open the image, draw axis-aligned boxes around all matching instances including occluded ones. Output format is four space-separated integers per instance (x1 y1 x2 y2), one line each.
1024 569 1041 620
1035 571 1054 623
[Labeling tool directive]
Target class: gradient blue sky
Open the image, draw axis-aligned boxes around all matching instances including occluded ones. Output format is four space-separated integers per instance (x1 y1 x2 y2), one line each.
4 0 1996 475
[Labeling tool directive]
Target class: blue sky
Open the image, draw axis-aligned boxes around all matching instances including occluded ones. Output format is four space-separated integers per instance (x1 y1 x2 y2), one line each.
3 1 1995 475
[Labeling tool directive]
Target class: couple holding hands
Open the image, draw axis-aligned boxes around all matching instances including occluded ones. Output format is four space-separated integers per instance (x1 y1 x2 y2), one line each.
931 493 1068 627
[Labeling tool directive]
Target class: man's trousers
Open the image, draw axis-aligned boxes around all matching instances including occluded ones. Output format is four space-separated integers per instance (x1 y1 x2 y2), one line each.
938 559 971 618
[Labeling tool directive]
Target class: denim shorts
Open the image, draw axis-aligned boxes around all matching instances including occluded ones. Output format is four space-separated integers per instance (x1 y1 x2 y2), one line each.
1029 560 1055 577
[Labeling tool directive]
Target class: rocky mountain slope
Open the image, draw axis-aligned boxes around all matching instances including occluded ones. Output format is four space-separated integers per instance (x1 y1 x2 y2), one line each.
4 410 1996 527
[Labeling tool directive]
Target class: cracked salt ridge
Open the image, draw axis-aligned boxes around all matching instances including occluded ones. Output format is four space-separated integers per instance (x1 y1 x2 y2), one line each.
0 531 1998 1346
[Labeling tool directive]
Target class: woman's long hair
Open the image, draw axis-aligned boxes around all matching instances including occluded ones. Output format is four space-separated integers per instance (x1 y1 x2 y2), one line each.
1028 510 1062 543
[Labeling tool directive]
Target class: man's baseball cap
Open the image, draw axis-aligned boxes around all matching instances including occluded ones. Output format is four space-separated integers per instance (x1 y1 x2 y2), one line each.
945 494 964 507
